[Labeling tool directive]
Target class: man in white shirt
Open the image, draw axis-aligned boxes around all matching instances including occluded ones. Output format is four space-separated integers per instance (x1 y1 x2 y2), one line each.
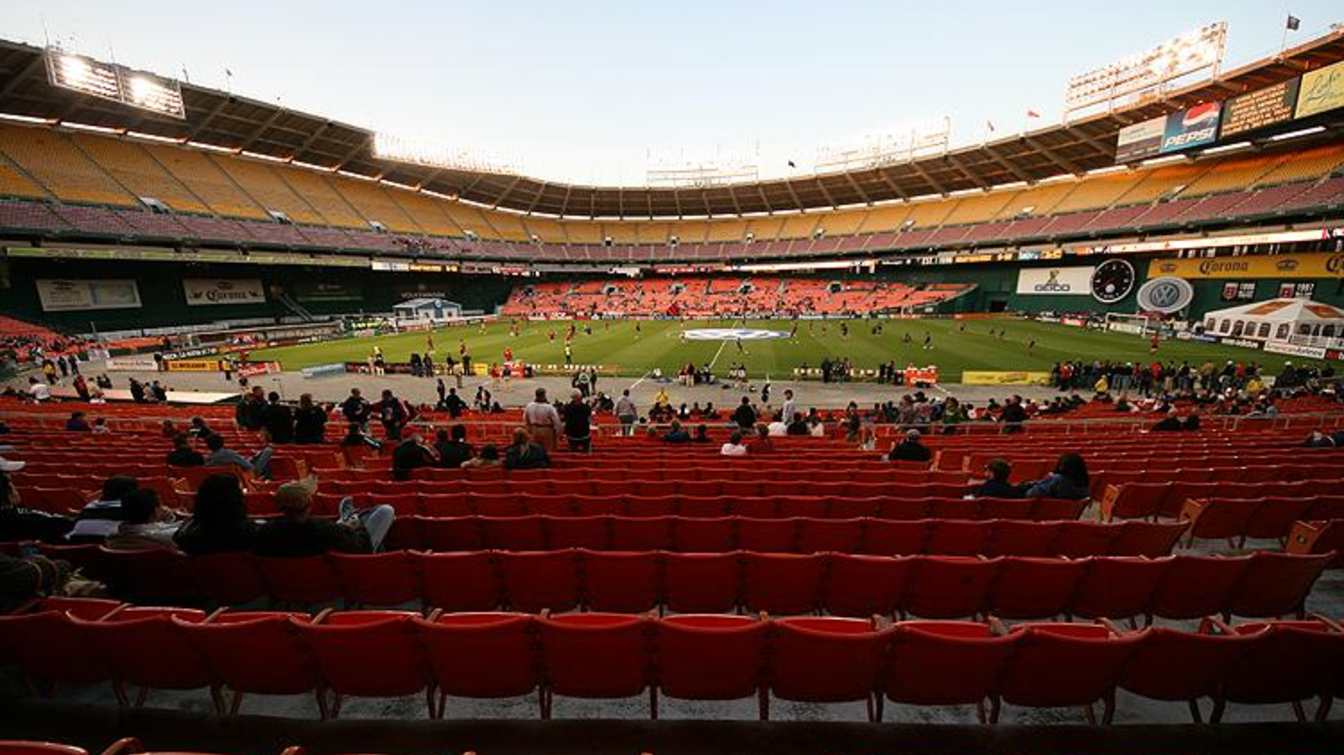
523 388 563 452
720 431 748 457
614 389 638 436
767 414 788 436
780 389 797 427
27 378 50 402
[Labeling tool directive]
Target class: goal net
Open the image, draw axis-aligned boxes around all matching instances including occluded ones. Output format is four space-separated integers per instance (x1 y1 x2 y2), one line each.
1104 312 1156 337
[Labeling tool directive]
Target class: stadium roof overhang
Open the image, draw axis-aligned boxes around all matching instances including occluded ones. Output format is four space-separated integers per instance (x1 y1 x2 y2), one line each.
1 29 1342 220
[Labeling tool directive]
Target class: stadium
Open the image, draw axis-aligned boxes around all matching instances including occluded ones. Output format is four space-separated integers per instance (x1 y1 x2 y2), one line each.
1 4 1343 754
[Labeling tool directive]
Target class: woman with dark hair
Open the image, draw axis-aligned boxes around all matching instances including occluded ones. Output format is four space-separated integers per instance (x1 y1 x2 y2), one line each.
173 474 257 555
1023 452 1090 500
0 467 74 543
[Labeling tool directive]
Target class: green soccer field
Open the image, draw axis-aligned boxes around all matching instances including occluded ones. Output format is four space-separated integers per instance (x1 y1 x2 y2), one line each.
248 318 1325 383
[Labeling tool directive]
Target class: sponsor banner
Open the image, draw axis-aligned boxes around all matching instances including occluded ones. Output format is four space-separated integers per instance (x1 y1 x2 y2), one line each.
903 366 939 386
1149 253 1344 279
1220 78 1300 138
1015 266 1096 295
1136 277 1195 314
1176 332 1220 343
183 278 266 306
165 359 221 372
1115 116 1165 162
237 361 282 377
1328 349 1344 361
292 281 363 303
1263 342 1327 360
301 363 347 379
159 346 219 361
36 279 141 312
1295 59 1344 119
962 371 1052 386
1219 338 1262 350
1160 102 1222 154
1107 322 1145 335
104 355 158 371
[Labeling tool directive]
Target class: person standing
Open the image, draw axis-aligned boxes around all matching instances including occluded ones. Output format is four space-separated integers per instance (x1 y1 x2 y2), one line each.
732 396 757 431
263 392 294 444
293 394 328 444
341 388 371 427
615 389 638 436
377 389 408 441
561 389 593 452
523 388 563 452
780 389 797 428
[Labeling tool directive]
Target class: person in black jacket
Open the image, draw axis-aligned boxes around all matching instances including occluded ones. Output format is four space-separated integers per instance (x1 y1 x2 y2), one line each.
253 478 394 557
504 428 550 470
263 392 295 443
732 396 757 430
392 433 438 481
1 465 74 543
173 474 257 555
434 425 474 468
999 396 1028 433
166 434 205 467
340 388 371 426
236 386 268 430
886 429 932 462
969 458 1023 499
293 393 328 444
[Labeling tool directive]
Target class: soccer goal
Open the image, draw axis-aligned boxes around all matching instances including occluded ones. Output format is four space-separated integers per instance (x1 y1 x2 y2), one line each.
1103 312 1155 337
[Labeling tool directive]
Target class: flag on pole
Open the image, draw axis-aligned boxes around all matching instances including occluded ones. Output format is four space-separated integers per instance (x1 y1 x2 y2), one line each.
787 160 796 168
986 120 996 132
1026 109 1041 119
1286 15 1300 31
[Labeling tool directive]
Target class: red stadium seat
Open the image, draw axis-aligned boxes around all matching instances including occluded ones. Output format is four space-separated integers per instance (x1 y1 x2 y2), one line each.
768 617 888 721
992 622 1144 724
1109 521 1187 557
1148 555 1251 622
291 611 433 719
420 517 485 551
664 552 740 613
883 621 1018 722
609 516 673 551
413 612 542 718
796 518 863 554
72 607 210 708
97 548 195 605
177 611 324 717
859 519 927 555
419 552 500 611
188 553 266 606
481 516 547 550
1115 625 1258 722
985 520 1061 557
654 614 768 719
580 549 660 612
924 520 989 556
1069 557 1170 623
0 743 88 755
255 556 342 606
330 551 420 607
736 517 797 552
987 557 1088 619
671 517 735 552
901 556 998 619
822 554 913 618
499 550 580 612
0 603 115 687
1179 497 1262 547
1209 618 1344 722
1100 482 1167 522
537 612 653 719
742 553 825 615
1225 551 1331 619
544 516 610 550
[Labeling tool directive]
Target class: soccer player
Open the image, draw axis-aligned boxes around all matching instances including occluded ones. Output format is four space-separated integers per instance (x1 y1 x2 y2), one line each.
564 344 573 365
1150 333 1160 355
923 333 933 351
1027 338 1036 353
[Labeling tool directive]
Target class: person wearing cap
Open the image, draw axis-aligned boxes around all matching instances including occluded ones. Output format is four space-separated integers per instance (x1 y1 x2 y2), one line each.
1 462 74 543
886 429 932 463
0 551 73 613
204 433 276 480
253 477 395 557
523 388 562 452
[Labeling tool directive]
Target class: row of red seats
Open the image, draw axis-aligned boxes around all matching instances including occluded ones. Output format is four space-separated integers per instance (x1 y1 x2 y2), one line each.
1181 494 1344 549
301 493 1087 521
1289 520 1344 567
373 516 1176 556
57 547 1329 622
4 599 1340 723
1102 480 1344 521
0 740 304 755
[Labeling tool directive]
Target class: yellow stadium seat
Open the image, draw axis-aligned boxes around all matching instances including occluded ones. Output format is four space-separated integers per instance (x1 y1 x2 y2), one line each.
995 181 1075 218
0 126 134 206
777 213 819 239
71 134 208 213
484 209 531 241
705 218 748 242
521 216 567 243
669 219 708 243
860 203 913 232
389 190 460 235
816 209 865 236
330 178 420 232
602 222 639 244
1181 154 1283 197
273 167 367 228
559 220 604 244
1253 144 1344 187
1114 162 1211 205
941 190 1016 225
0 152 50 200
904 196 956 228
211 155 324 224
1048 171 1142 214
144 143 266 218
636 221 672 244
744 216 785 242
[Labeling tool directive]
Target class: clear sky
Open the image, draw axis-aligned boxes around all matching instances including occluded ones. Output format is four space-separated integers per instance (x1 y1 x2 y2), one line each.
2 1 1339 184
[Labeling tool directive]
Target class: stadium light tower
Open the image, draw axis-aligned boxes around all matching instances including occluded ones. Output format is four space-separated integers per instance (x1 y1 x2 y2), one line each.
44 48 186 119
1063 22 1227 120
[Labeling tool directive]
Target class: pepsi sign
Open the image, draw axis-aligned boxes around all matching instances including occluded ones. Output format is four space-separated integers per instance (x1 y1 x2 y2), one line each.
1160 102 1221 154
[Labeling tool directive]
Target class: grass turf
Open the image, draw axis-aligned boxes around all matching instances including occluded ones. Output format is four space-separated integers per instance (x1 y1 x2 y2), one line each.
248 318 1324 383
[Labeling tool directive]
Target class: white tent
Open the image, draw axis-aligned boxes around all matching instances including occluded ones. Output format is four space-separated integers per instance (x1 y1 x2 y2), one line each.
1201 298 1344 343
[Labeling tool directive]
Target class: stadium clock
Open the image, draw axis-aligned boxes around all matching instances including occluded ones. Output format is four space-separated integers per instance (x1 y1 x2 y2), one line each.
1090 259 1136 304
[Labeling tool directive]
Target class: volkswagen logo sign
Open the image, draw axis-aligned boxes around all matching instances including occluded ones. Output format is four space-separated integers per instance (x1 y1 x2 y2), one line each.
1136 276 1194 315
